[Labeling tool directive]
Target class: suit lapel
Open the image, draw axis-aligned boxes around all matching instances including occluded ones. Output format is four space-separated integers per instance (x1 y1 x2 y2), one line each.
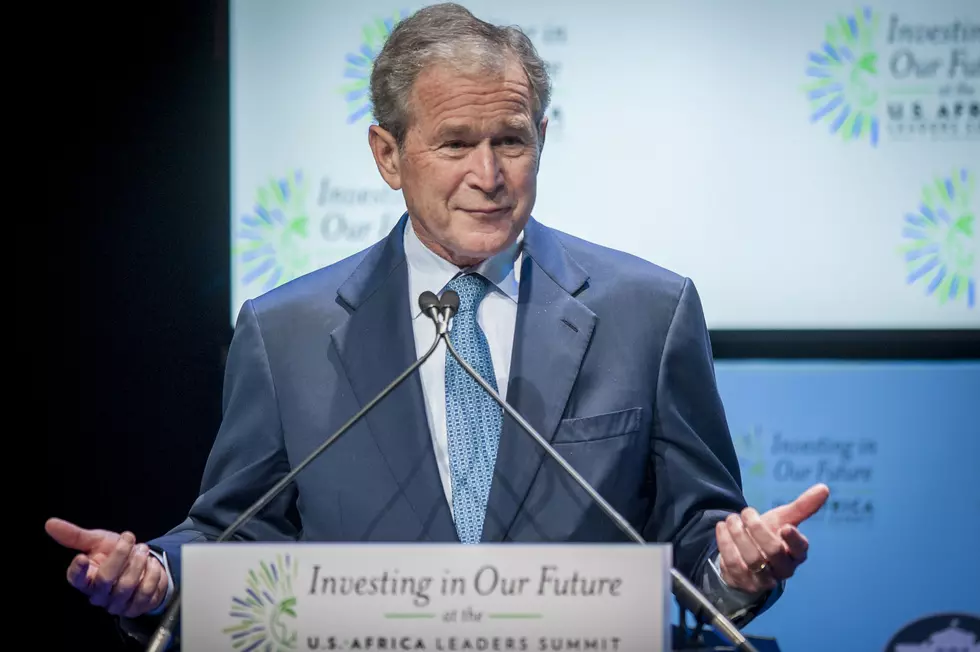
330 214 458 542
481 218 596 542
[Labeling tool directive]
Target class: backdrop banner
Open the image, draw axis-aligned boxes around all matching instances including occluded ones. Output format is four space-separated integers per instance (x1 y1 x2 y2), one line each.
717 360 980 652
230 0 978 329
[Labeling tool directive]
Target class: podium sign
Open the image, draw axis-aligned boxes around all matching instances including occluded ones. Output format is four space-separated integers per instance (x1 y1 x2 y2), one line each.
181 543 672 652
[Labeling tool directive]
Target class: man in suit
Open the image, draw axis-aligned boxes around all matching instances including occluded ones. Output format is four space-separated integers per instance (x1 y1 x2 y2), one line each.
46 1 828 640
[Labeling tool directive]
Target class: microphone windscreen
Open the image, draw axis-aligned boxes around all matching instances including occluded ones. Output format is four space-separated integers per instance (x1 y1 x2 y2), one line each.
418 291 440 314
440 289 460 317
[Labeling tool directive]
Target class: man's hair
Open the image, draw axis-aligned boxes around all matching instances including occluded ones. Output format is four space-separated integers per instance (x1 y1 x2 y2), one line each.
369 3 551 147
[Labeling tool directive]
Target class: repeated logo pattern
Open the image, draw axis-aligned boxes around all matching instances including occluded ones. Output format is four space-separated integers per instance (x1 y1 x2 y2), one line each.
234 171 311 294
804 6 881 147
901 169 976 309
339 12 408 124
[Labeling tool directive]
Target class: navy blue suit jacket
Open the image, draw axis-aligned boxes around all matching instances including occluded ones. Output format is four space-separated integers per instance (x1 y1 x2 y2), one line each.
148 214 763 619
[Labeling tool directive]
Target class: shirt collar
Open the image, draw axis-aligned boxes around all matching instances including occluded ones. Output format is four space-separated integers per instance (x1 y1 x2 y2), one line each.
404 217 523 319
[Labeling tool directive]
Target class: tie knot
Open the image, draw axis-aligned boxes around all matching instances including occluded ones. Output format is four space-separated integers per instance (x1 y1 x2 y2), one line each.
445 273 490 314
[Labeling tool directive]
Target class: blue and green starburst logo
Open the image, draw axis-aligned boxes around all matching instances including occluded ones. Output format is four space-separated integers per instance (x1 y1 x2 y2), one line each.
733 426 770 509
736 426 767 481
339 12 408 124
235 170 311 293
901 169 976 309
223 555 299 651
803 7 881 146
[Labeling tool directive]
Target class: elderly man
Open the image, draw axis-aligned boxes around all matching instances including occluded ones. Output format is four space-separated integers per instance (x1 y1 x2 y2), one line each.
47 1 828 640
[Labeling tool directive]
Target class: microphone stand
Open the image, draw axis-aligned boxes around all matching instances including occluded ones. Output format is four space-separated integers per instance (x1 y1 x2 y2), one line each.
432 291 759 652
145 292 447 652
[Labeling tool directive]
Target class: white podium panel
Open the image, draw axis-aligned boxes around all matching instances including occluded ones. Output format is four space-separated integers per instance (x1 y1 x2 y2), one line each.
181 543 672 652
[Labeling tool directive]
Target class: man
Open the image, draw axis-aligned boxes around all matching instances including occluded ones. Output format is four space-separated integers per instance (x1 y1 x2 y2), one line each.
47 1 829 641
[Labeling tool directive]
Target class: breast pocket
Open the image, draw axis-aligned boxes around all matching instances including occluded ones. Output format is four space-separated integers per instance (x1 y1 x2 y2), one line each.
552 407 644 444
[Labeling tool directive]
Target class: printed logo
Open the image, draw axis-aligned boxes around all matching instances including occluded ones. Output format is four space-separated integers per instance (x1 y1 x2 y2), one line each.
339 12 409 124
803 7 979 146
736 426 767 480
223 555 300 651
901 168 976 309
234 170 312 294
735 426 768 507
884 613 980 652
231 168 407 311
804 7 882 146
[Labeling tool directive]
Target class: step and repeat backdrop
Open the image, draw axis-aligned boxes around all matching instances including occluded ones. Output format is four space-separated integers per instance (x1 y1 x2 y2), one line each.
714 361 979 651
229 1 979 651
229 0 977 330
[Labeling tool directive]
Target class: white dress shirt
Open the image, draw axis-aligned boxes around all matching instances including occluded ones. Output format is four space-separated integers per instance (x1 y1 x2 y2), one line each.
403 219 522 513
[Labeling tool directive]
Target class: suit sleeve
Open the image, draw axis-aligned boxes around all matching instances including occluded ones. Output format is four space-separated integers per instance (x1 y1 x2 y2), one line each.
119 299 300 642
643 277 781 625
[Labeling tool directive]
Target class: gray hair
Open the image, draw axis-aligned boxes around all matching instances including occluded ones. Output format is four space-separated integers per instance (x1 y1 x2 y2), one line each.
369 3 551 147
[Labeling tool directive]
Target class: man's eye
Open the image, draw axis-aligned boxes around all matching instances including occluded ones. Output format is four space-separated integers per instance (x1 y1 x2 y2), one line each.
444 141 467 149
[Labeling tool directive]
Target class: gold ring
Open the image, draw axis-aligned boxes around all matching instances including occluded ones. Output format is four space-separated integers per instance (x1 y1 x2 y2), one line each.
752 561 769 574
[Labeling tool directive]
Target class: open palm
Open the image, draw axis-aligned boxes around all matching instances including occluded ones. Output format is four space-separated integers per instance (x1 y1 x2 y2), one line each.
46 517 168 616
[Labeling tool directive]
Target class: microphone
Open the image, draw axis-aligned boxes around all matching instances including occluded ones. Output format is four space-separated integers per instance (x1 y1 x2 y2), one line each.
144 292 446 652
419 288 442 322
433 288 759 652
440 288 460 321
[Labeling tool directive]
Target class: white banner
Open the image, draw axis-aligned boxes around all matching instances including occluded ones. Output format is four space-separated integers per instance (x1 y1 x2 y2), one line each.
229 0 978 330
181 543 672 652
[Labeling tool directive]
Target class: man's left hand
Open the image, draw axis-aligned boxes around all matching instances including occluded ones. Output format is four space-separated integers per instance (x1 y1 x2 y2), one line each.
715 483 830 593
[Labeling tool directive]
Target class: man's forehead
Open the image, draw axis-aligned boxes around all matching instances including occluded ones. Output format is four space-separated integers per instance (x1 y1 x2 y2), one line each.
412 61 531 103
404 61 536 137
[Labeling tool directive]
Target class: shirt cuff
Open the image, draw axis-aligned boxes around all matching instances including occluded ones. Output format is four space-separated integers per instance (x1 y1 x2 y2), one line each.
699 552 767 620
147 549 175 616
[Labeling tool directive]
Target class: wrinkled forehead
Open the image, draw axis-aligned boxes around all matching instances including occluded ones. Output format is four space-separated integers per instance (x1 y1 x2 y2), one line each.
431 113 536 141
406 60 536 136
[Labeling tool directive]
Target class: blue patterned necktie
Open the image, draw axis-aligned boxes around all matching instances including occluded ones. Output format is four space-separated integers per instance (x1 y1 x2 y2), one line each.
444 273 502 544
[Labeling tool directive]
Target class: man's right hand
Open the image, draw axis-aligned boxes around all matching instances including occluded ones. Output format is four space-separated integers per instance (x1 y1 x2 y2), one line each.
45 517 168 618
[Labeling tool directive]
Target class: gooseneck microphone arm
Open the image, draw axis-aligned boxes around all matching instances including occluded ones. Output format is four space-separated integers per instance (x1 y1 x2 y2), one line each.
432 289 759 652
145 292 447 652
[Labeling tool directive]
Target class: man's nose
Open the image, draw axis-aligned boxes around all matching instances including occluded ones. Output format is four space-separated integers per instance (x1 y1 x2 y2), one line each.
467 141 504 195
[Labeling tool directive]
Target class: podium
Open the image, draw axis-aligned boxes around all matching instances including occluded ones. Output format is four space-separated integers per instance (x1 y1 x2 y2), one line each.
172 542 778 652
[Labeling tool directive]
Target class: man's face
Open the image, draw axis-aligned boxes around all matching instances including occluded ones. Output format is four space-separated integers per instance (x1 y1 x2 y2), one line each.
370 58 546 266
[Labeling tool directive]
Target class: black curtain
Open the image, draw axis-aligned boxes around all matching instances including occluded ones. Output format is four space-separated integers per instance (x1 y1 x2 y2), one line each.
46 1 230 647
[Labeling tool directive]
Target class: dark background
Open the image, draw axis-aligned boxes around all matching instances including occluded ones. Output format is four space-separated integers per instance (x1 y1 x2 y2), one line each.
45 2 977 649
48 2 229 647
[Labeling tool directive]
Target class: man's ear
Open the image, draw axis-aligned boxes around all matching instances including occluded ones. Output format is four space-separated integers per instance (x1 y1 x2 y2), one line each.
369 125 402 190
